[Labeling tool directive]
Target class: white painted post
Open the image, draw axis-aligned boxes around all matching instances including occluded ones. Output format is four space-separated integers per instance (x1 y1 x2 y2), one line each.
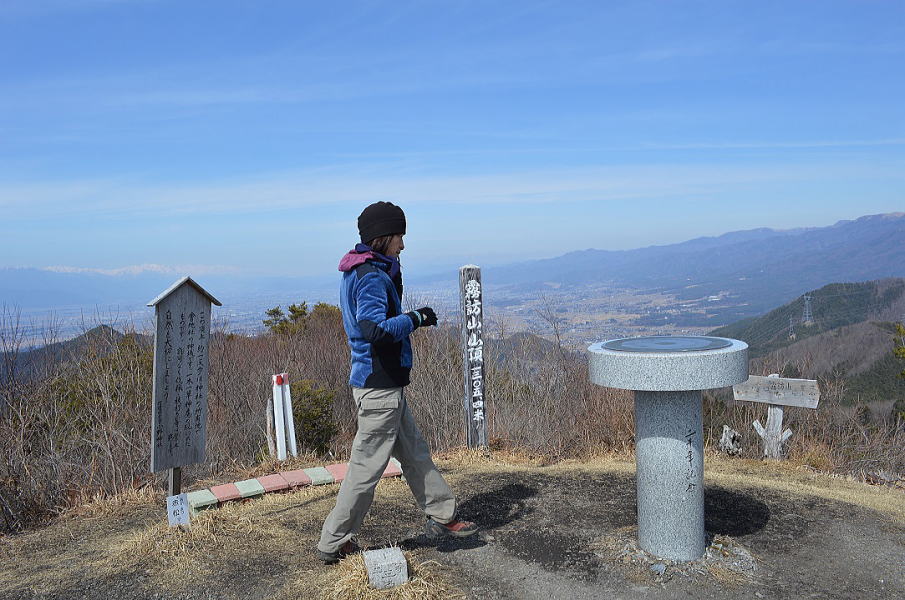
272 374 287 461
281 373 298 457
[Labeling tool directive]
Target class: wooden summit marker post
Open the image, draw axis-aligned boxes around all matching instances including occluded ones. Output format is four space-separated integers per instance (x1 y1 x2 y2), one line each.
459 265 487 448
733 373 820 459
148 277 222 496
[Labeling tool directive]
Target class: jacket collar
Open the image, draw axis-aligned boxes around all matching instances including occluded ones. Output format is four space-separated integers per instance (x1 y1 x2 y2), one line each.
337 243 401 279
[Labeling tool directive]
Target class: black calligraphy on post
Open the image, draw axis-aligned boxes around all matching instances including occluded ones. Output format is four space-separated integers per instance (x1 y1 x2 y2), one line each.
150 283 212 472
459 265 487 448
684 427 697 493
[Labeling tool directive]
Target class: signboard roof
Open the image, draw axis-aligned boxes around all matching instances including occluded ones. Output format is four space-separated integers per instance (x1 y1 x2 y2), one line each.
147 276 222 307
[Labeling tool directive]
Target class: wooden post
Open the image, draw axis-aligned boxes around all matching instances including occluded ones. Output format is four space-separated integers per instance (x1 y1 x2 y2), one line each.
265 393 276 458
459 265 488 448
733 373 820 460
148 277 221 488
168 467 182 496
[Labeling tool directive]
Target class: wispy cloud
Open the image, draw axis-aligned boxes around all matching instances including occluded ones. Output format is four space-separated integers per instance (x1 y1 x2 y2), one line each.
3 159 902 223
42 263 239 276
0 0 151 19
645 138 905 150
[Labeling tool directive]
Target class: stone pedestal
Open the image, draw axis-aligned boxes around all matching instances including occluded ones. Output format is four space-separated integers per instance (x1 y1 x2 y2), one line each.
635 390 704 560
588 336 748 561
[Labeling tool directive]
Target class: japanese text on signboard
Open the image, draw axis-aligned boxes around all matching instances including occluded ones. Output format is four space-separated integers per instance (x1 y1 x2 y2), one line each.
464 278 484 423
157 309 207 455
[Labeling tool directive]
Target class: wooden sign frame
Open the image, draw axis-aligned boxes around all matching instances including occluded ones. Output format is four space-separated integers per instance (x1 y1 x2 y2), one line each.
148 277 221 494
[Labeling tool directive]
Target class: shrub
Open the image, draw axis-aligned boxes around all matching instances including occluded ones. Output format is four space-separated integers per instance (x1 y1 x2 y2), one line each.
290 379 339 455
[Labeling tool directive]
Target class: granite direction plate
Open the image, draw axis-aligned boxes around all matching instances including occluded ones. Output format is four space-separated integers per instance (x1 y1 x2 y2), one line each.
601 336 733 353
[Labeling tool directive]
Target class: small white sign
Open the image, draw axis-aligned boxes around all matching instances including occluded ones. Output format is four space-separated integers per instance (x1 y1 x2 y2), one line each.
167 493 190 528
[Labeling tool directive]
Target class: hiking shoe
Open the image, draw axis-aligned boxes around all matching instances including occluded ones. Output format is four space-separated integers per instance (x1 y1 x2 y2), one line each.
316 539 361 565
425 517 479 538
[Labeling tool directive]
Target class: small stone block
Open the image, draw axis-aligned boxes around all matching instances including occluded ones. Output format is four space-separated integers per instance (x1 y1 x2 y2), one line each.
281 469 312 488
325 463 348 483
363 547 408 589
257 473 290 493
234 478 265 498
304 467 335 485
186 489 218 515
382 458 403 478
210 483 242 503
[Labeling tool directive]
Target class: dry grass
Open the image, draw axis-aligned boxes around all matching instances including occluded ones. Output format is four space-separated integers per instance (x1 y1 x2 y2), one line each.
435 445 551 468
2 451 903 599
705 563 749 587
105 501 259 573
434 447 905 528
61 485 161 520
703 453 905 522
4 306 902 536
106 484 337 576
280 549 465 600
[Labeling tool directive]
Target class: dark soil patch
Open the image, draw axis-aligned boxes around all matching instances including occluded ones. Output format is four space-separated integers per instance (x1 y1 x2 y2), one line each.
432 469 905 600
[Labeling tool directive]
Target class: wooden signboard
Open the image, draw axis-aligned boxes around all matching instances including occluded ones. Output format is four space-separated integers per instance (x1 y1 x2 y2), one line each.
732 375 820 409
149 277 221 492
459 265 487 448
733 374 820 459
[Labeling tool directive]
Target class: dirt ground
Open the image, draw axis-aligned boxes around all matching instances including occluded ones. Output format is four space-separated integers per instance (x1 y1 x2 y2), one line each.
0 455 903 600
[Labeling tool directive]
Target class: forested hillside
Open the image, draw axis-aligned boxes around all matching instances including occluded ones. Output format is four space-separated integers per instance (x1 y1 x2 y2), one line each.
708 278 905 405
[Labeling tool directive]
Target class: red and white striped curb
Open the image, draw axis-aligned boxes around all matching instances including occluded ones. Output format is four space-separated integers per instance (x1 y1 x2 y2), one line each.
185 458 403 514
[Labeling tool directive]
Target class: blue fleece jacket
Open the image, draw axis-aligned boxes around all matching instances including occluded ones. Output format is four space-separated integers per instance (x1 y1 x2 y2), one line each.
338 246 414 388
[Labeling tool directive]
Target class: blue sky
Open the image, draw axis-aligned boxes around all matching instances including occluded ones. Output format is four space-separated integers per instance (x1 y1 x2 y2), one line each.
2 0 903 278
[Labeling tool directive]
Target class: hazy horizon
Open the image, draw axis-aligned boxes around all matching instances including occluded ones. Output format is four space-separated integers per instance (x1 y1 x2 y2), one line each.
2 1 903 278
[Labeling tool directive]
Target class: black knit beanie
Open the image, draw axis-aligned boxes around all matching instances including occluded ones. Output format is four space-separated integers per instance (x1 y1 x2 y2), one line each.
357 201 406 243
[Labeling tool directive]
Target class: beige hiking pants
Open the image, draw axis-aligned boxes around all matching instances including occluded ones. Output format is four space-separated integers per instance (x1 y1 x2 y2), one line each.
317 387 457 553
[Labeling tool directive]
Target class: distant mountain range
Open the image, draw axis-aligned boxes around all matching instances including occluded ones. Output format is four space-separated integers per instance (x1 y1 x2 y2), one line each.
3 213 905 326
486 212 905 317
0 268 333 311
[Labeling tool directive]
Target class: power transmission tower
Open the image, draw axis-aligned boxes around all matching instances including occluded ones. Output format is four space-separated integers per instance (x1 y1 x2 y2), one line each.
802 295 814 325
788 315 796 339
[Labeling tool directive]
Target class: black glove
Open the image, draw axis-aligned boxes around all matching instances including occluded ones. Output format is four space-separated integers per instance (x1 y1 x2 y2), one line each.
406 306 438 328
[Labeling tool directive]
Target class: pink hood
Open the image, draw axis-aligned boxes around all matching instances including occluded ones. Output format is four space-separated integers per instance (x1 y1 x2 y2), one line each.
338 250 375 272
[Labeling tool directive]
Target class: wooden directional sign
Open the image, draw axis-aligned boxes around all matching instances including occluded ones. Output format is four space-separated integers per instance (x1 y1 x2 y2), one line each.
149 277 221 474
733 375 820 409
733 374 820 459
